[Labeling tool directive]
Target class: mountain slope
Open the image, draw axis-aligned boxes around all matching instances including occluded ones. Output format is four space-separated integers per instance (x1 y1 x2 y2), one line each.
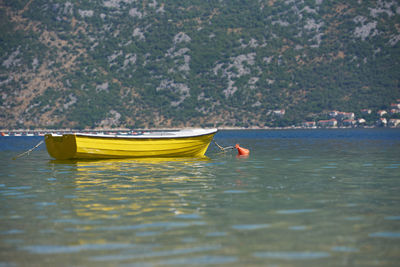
1 0 399 129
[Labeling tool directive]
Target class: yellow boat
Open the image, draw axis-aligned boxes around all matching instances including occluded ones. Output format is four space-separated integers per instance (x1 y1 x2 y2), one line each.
45 129 217 160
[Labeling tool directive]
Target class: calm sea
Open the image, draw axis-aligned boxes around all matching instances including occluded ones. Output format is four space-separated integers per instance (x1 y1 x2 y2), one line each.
0 129 399 266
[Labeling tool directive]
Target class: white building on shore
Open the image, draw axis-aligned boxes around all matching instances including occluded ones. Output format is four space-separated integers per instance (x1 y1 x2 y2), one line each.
318 119 337 127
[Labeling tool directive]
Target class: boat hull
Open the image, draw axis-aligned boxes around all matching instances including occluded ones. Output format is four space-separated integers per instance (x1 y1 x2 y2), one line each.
45 130 217 160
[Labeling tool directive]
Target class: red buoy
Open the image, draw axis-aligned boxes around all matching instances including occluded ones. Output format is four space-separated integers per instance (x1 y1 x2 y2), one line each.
235 144 250 156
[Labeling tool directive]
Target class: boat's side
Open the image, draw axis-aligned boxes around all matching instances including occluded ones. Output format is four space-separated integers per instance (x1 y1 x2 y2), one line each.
74 133 215 159
45 130 216 159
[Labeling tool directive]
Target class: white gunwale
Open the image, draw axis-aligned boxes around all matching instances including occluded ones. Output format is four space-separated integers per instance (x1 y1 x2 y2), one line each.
48 128 218 139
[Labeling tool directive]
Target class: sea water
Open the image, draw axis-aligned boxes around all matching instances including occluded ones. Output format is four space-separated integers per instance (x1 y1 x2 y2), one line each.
0 129 399 266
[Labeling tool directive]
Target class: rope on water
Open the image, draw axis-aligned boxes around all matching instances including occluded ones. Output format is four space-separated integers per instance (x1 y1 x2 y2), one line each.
12 140 44 160
213 140 234 152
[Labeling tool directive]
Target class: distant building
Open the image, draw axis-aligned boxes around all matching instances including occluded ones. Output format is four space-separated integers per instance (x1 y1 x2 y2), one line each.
358 118 366 124
390 103 400 109
329 111 354 120
376 118 387 126
318 118 337 127
361 109 372 115
302 121 316 128
328 111 339 118
377 110 387 117
273 109 285 117
390 109 400 115
337 112 355 120
343 119 357 127
389 119 400 127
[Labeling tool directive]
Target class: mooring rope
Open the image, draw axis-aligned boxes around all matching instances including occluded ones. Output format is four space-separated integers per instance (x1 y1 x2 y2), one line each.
213 140 234 152
12 140 44 160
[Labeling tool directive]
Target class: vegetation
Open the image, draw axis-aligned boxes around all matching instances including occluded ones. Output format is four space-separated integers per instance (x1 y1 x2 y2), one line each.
0 0 399 129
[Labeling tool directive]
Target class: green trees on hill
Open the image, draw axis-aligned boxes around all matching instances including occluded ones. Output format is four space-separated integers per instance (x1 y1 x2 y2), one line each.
1 0 399 129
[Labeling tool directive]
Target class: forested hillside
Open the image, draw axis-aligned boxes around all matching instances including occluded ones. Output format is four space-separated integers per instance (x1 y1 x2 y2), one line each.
1 0 400 129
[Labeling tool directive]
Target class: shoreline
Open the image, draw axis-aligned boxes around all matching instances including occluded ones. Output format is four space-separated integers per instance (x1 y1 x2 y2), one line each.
1 125 398 135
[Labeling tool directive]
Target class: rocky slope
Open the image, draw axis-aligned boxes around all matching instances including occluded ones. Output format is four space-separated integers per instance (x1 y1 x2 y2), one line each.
1 0 399 129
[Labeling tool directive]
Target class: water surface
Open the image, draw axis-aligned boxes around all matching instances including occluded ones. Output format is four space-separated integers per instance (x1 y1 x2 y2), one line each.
0 129 399 266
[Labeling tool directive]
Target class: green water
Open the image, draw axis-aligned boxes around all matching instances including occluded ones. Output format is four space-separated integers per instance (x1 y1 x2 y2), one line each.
0 130 399 266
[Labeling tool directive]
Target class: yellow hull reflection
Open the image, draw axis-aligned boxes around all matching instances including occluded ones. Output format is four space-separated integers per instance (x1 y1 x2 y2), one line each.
45 129 217 160
58 157 212 220
50 156 210 165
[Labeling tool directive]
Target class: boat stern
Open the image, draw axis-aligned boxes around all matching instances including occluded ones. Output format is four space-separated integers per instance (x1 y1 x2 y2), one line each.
45 134 77 160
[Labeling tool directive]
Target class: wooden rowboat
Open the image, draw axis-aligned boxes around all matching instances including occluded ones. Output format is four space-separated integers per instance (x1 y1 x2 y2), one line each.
44 129 218 160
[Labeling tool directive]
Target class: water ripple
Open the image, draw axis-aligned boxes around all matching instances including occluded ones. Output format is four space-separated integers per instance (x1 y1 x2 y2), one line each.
223 190 247 194
7 186 32 190
253 251 330 260
232 224 270 230
206 232 227 237
136 231 160 237
331 246 359 252
23 243 138 254
175 213 202 219
344 216 363 221
89 245 221 261
289 225 307 231
53 218 102 225
151 255 238 265
384 216 400 220
35 202 57 207
369 232 400 238
97 221 206 231
276 209 316 214
1 230 24 235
